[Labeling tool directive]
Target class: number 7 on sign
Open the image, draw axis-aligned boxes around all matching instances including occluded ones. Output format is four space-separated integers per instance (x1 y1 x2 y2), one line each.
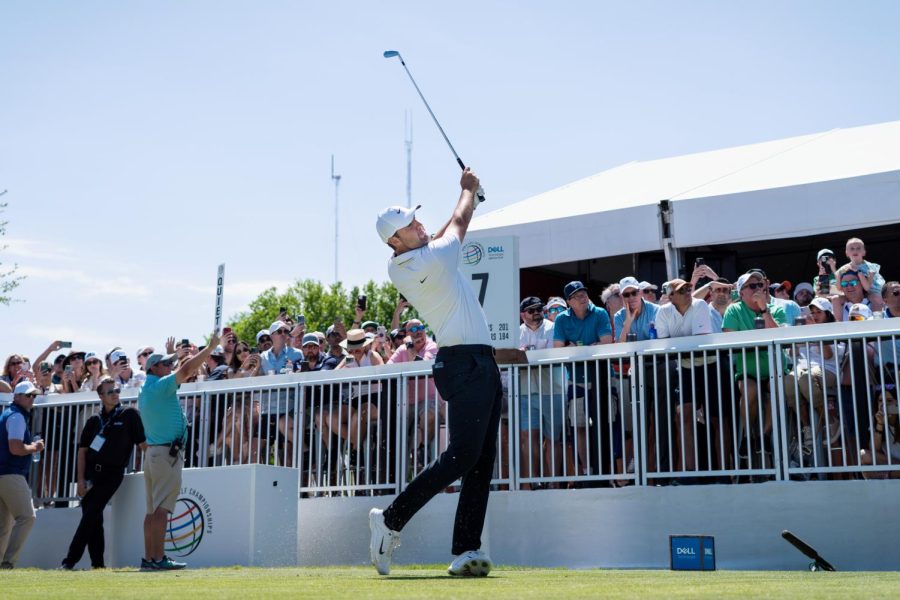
471 273 489 306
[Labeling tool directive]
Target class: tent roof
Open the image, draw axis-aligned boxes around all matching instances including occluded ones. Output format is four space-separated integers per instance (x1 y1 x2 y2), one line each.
471 120 900 268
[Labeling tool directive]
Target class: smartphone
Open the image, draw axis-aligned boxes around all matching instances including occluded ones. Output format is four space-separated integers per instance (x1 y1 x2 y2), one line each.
279 306 288 315
695 257 705 267
357 295 367 311
296 314 306 326
181 338 190 347
65 365 73 374
399 293 407 303
223 327 233 336
406 341 414 350
250 347 259 355
299 360 310 372
377 325 387 339
40 362 51 375
59 341 72 349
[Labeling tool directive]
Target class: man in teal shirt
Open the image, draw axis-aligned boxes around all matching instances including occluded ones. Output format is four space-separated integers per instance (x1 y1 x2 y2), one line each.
138 331 219 571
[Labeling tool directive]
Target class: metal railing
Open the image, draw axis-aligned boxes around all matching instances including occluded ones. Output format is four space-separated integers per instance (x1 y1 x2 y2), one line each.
5 319 897 505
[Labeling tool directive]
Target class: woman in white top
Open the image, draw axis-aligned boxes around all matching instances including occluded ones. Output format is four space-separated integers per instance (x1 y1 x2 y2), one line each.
332 330 384 458
79 353 106 392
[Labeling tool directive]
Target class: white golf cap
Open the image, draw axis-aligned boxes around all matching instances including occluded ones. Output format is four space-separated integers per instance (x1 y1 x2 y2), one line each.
376 205 420 244
14 380 39 395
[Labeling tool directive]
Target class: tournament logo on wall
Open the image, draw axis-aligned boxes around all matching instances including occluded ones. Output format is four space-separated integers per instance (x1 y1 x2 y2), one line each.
165 487 215 557
462 241 484 266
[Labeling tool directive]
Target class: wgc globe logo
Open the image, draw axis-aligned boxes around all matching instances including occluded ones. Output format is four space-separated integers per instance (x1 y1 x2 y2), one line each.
462 242 484 266
165 498 205 557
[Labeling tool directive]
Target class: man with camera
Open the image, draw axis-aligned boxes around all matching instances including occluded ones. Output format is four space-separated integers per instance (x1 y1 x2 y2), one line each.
138 332 220 571
61 377 146 570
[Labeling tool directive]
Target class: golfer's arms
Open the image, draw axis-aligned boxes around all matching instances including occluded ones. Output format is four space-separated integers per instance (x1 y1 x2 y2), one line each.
433 169 480 243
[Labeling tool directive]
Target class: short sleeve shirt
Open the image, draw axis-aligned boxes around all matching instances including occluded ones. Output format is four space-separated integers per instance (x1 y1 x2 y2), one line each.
388 232 491 347
520 320 565 395
5 412 25 441
613 300 660 341
78 405 146 469
553 304 613 346
138 373 185 445
260 346 303 374
655 299 713 339
722 301 787 379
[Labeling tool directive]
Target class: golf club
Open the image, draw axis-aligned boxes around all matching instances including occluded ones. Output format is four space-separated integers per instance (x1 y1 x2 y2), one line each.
383 50 486 203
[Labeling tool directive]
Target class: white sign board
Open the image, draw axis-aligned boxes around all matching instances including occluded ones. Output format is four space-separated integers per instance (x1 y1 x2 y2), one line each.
214 263 225 333
458 235 519 348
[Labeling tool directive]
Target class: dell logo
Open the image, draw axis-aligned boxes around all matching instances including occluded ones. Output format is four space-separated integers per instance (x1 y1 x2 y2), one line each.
488 246 504 252
676 547 696 555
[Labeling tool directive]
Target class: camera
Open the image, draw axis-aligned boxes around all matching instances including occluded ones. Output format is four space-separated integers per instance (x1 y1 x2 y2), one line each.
296 314 306 326
65 365 73 374
357 295 367 311
695 257 705 267
406 341 415 350
181 338 190 348
40 362 51 375
58 341 72 349
399 293 407 303
819 255 834 274
168 440 182 458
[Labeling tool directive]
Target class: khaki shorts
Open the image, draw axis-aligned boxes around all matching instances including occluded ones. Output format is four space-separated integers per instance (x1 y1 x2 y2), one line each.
144 445 183 514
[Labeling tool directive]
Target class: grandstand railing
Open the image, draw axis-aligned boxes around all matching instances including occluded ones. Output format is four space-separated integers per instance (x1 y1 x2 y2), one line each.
6 319 897 505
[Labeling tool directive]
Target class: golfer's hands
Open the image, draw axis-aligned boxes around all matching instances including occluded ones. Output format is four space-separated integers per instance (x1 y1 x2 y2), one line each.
460 168 480 194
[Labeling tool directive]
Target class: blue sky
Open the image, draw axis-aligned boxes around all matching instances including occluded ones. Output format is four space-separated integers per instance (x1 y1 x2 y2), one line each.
2 1 899 361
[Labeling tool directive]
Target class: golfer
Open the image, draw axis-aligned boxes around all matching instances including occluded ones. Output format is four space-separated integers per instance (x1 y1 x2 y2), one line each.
370 168 501 577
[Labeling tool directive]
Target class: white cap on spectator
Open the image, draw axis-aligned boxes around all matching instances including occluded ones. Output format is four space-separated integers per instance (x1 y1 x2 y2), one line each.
376 205 421 243
546 296 567 309
793 282 815 299
735 272 762 291
809 297 833 314
639 281 658 291
110 350 128 364
849 303 873 320
269 320 288 333
14 380 38 395
619 277 640 293
136 346 154 358
255 329 270 343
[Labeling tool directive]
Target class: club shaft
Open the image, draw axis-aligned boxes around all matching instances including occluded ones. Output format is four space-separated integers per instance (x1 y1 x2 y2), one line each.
397 57 463 165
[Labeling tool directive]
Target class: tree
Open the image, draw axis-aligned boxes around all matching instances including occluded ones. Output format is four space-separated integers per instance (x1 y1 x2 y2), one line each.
227 278 419 345
0 198 25 306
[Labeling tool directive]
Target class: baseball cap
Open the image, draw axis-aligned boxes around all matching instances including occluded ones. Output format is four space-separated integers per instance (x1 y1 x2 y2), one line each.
110 350 128 364
376 205 421 244
794 282 815 298
210 345 225 357
145 353 177 371
546 296 567 309
563 281 588 299
618 277 640 293
269 320 288 333
809 297 833 314
255 329 271 343
519 296 543 312
14 380 39 395
136 346 154 358
849 303 873 320
735 272 763 291
639 281 658 291
301 333 320 347
747 268 767 281
817 248 835 261
326 325 339 337
663 278 690 295
360 321 379 330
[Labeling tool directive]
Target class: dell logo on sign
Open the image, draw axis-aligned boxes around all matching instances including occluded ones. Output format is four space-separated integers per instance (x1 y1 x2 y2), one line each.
676 547 696 555
488 246 504 252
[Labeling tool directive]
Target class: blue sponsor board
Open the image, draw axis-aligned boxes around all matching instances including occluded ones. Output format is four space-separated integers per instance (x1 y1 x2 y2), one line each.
670 535 716 571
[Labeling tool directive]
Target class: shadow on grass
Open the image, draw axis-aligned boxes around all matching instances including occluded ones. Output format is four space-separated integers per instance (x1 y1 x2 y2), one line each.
383 575 498 581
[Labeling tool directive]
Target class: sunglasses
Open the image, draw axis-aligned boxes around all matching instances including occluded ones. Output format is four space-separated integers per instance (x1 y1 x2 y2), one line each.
621 290 640 298
548 306 565 314
139 351 153 358
407 325 426 333
840 280 860 288
849 315 866 321
524 307 543 314
642 289 655 295
745 282 765 290
9 361 23 366
259 337 272 343
102 387 122 396
274 328 290 335
674 286 693 294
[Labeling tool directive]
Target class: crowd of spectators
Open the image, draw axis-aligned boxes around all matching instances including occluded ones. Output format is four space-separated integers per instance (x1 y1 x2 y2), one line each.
3 236 898 500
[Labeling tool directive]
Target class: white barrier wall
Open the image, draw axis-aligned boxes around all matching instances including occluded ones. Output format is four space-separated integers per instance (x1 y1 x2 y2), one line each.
298 481 900 571
17 506 92 569
109 464 298 568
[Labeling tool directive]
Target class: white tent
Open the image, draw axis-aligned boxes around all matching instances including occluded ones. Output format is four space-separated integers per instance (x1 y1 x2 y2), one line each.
470 120 900 269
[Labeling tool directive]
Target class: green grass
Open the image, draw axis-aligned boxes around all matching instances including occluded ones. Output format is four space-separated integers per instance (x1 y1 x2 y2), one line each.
4 566 899 599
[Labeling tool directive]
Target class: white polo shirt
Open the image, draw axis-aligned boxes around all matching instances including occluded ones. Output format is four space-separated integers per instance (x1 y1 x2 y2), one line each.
519 319 564 395
655 298 713 339
388 232 491 347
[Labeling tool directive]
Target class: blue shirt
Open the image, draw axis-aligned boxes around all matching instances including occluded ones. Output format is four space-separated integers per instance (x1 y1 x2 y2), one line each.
614 300 660 341
709 304 725 333
0 403 33 478
260 346 303 374
553 304 613 346
772 297 801 326
138 373 185 445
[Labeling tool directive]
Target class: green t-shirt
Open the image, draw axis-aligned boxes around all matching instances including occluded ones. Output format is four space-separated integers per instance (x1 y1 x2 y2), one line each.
722 301 787 379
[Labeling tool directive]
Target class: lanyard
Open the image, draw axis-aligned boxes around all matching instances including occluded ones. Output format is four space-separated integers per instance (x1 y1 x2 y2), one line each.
98 405 123 435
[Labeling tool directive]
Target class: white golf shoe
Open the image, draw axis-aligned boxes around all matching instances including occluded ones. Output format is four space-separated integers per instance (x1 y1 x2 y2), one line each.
447 549 493 577
369 508 400 575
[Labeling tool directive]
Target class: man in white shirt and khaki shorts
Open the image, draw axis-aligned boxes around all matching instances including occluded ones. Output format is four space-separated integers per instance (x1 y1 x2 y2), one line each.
369 168 502 578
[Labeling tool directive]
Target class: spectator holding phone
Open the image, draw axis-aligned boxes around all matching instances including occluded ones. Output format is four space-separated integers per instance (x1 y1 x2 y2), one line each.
60 351 87 394
220 328 237 368
814 248 839 297
79 353 106 392
229 342 261 378
255 330 273 353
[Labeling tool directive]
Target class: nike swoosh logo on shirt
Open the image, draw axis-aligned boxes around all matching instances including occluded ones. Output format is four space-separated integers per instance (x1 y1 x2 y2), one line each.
420 276 428 284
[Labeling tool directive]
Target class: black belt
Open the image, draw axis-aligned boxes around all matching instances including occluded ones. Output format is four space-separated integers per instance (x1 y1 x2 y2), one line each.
437 344 495 358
